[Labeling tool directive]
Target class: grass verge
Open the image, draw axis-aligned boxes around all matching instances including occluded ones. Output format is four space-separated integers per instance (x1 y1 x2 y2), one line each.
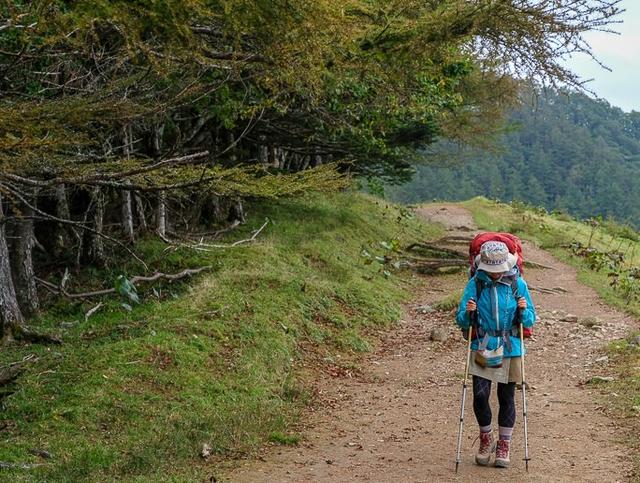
0 191 441 482
604 334 640 479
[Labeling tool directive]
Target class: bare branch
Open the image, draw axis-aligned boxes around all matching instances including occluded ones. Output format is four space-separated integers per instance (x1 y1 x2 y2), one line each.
35 266 212 300
164 218 270 251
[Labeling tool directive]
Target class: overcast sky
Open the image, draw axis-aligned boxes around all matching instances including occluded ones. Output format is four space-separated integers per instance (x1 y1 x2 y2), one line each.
563 0 639 112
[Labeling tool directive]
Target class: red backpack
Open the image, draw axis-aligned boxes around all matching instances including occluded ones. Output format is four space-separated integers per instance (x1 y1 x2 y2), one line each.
468 232 532 339
469 232 524 276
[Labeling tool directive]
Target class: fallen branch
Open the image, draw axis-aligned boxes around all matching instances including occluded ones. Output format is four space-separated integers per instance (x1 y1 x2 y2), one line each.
187 219 242 238
85 302 104 321
129 267 212 284
227 218 268 247
166 218 269 252
35 266 212 300
4 354 38 368
0 461 47 470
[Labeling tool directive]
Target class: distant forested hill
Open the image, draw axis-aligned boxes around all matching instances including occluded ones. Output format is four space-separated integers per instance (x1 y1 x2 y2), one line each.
388 90 640 226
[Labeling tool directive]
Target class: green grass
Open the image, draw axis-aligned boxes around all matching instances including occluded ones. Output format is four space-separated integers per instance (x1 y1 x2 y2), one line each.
433 289 463 312
268 431 301 446
0 191 442 482
457 196 640 479
604 334 640 480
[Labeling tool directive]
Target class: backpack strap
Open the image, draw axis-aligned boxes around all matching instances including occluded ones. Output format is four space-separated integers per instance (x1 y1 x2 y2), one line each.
473 278 486 345
510 278 522 337
473 278 502 351
475 277 483 302
474 276 521 350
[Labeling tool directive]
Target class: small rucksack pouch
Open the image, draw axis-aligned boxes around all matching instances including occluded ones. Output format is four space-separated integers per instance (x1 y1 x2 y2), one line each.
475 327 506 368
474 345 504 368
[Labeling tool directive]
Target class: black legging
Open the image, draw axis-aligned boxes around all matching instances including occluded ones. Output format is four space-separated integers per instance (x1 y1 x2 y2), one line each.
472 376 516 428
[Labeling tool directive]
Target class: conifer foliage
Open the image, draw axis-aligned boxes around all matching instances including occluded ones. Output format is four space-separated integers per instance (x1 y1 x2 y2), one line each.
0 0 622 339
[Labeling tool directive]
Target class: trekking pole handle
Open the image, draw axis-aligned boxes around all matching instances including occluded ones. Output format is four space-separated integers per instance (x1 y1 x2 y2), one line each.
515 296 525 324
466 298 477 339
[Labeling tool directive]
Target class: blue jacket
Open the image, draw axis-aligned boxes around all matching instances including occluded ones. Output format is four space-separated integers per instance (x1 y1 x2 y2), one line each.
456 269 536 357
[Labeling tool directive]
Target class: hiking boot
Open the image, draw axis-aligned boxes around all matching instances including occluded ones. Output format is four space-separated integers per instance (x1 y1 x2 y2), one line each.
475 431 494 466
495 439 511 468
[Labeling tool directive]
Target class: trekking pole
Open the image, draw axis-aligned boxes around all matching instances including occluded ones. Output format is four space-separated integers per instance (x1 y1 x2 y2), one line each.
455 308 476 474
519 316 531 472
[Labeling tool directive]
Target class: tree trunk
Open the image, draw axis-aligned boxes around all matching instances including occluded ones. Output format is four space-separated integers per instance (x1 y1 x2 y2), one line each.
228 132 237 163
210 195 224 223
259 145 269 165
11 189 39 317
122 186 135 243
259 135 269 166
228 198 246 224
135 193 148 232
268 146 278 167
152 123 164 156
0 193 25 343
55 184 73 252
121 126 135 243
157 191 167 238
90 187 106 266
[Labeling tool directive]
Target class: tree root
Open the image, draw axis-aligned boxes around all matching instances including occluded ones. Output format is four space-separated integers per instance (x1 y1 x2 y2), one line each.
14 326 62 345
433 235 473 244
524 260 556 270
529 285 568 294
405 258 467 274
405 242 468 259
0 366 22 387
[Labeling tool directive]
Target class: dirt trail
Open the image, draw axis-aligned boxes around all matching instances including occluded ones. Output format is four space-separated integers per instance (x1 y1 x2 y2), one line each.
226 204 637 482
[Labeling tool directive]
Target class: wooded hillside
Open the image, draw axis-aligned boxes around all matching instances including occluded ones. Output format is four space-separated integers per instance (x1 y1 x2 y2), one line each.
388 89 640 225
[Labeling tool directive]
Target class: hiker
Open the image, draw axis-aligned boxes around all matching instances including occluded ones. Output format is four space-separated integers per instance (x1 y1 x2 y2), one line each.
456 240 536 468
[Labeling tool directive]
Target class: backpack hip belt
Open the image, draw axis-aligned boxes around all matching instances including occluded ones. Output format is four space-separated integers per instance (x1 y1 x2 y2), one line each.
477 328 513 353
